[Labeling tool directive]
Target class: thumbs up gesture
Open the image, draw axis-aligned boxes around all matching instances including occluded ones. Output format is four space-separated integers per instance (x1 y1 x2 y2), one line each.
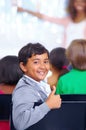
46 86 61 109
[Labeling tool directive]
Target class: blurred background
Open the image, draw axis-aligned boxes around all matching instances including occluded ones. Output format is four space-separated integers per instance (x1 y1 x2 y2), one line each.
0 0 68 58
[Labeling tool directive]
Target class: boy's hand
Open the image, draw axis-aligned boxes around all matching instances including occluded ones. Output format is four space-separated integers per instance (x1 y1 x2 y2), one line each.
46 86 61 109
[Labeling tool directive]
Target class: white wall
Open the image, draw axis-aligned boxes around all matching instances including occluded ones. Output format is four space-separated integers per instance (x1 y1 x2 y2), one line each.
0 0 67 58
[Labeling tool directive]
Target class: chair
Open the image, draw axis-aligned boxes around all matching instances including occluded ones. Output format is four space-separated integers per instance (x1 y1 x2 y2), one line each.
27 94 86 130
0 94 86 130
0 94 12 121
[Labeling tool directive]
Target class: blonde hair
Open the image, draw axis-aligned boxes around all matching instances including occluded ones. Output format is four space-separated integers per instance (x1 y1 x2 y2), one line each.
66 39 86 70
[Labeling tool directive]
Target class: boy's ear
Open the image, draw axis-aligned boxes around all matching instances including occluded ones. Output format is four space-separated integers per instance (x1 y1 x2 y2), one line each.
20 62 27 73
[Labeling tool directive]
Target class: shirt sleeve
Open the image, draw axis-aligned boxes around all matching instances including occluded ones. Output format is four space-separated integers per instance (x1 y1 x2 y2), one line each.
12 88 50 130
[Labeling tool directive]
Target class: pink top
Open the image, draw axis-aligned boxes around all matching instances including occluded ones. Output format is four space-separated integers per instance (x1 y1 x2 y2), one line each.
0 90 4 94
0 122 10 130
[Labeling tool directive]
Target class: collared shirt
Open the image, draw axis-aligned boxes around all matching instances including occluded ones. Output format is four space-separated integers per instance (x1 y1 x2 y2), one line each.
24 75 51 97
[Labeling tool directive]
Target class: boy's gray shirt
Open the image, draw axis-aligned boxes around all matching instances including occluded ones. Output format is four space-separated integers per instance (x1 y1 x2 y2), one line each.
12 75 50 130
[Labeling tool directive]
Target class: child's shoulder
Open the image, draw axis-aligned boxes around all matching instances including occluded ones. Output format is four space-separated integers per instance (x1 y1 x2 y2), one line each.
59 69 72 80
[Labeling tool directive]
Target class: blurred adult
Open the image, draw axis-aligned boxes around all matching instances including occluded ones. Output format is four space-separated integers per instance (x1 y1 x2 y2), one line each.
17 0 86 48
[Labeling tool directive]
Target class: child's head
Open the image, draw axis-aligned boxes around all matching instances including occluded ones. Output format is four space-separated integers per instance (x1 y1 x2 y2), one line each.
49 47 69 71
67 0 86 20
49 47 69 77
66 39 86 70
18 43 50 81
0 55 23 85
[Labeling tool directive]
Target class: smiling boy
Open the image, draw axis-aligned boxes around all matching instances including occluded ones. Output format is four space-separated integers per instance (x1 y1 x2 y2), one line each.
12 43 61 130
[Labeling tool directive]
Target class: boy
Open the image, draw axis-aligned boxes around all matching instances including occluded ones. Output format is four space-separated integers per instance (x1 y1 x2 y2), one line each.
12 43 61 130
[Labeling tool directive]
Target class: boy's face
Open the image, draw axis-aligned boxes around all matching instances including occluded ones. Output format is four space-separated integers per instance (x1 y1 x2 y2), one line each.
20 53 50 82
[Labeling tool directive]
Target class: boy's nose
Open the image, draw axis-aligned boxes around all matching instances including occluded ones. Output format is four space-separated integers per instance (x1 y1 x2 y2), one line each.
40 62 46 68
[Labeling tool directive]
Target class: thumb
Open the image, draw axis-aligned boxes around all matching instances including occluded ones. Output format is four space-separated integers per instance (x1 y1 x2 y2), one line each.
51 86 56 95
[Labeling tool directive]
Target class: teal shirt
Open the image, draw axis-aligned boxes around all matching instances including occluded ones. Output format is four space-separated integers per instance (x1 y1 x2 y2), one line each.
56 69 86 94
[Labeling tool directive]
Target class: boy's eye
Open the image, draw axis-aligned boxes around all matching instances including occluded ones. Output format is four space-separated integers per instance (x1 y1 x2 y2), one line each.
33 60 49 64
33 61 38 64
44 60 49 64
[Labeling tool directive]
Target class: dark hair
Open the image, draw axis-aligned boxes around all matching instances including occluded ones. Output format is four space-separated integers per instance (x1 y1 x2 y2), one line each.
0 55 23 85
66 39 86 70
18 43 49 65
67 0 86 20
49 47 69 76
